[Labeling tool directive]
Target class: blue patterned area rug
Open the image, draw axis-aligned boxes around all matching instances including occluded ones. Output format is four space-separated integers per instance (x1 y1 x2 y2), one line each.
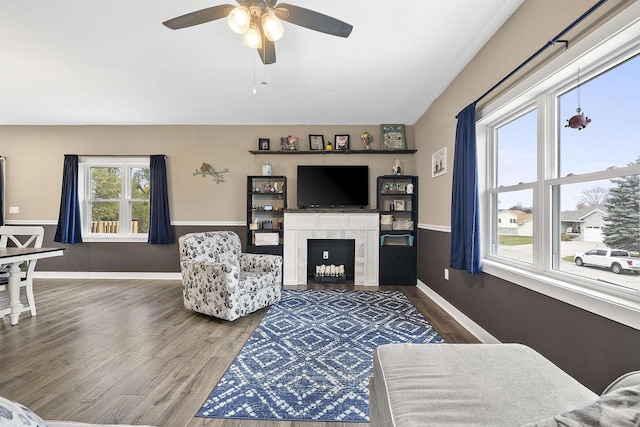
196 289 445 422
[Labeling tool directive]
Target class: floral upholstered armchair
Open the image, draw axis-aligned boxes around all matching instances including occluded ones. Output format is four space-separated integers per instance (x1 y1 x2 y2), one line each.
178 231 282 321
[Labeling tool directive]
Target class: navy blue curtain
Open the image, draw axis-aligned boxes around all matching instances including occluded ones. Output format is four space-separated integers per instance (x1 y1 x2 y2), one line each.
450 103 482 273
54 154 83 244
148 155 174 244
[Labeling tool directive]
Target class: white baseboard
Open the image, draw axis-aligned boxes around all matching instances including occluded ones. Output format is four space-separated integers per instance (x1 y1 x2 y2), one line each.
34 271 181 280
417 280 500 344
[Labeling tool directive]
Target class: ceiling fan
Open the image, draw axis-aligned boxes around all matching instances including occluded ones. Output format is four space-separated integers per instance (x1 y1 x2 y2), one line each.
162 0 353 65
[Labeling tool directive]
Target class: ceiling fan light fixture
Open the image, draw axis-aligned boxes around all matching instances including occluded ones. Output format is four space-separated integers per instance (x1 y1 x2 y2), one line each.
164 1 354 65
243 22 262 49
262 12 284 41
227 6 251 34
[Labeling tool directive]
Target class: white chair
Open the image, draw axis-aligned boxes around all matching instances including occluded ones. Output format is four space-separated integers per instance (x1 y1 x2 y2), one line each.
0 225 45 316
179 231 282 321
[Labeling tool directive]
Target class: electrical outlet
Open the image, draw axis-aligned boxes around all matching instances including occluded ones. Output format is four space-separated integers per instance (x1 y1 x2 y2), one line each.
444 268 449 280
9 206 19 214
323 250 329 260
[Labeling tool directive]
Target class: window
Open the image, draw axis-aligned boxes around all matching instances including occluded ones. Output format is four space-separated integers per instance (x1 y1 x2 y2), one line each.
79 157 150 241
478 9 640 329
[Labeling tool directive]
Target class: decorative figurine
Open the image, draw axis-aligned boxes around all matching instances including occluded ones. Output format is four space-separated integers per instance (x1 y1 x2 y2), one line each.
392 158 402 175
361 131 372 150
406 183 414 194
262 160 272 176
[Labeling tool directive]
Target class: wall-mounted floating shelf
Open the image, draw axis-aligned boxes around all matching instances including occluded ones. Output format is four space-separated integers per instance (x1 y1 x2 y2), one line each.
249 149 417 155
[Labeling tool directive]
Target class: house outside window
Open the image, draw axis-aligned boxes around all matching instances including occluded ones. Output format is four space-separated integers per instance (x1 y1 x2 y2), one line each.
477 11 640 329
79 157 150 241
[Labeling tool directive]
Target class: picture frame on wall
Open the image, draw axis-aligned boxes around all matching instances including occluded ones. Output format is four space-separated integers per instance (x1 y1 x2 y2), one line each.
309 134 325 150
335 134 350 150
380 124 406 150
258 138 270 151
432 147 447 178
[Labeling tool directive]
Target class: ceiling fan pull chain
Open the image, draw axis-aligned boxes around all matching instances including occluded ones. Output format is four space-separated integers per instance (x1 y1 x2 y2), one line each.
253 53 257 94
262 59 268 86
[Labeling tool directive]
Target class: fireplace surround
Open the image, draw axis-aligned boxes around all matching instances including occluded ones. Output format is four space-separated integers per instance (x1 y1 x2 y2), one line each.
283 210 379 286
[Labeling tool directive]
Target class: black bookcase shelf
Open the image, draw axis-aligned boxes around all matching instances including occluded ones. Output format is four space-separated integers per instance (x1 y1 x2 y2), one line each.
377 175 418 286
247 175 287 256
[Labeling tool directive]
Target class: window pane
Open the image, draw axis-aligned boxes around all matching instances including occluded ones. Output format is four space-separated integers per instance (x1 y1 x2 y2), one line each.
131 201 150 234
91 167 121 199
555 175 640 291
131 167 151 200
559 55 640 176
90 201 120 234
497 109 537 187
495 189 534 263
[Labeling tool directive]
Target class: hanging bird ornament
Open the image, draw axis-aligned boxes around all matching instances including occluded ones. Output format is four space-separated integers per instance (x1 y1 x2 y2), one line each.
565 68 591 130
566 107 591 130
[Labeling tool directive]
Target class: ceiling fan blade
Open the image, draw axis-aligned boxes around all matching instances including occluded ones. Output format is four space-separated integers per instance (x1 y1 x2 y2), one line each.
258 38 276 64
163 4 235 30
275 3 353 38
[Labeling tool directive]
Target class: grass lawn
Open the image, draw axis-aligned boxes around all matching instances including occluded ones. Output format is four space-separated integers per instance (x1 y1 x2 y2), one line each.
498 235 533 245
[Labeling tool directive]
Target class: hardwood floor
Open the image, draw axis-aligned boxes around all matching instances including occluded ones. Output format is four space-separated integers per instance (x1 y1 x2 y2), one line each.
0 279 478 426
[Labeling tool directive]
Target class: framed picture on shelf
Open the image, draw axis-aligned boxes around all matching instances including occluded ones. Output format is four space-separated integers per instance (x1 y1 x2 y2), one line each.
393 199 405 211
280 135 299 151
258 138 270 151
380 124 406 150
309 134 325 150
335 134 350 150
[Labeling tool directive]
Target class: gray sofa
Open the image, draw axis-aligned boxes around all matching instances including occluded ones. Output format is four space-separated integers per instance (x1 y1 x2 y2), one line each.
370 343 640 426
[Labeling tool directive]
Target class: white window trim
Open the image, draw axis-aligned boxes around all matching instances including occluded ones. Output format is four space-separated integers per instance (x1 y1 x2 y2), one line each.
477 3 640 331
79 156 150 243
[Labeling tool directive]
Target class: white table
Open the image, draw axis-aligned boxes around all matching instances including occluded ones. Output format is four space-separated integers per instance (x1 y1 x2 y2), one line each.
0 247 64 325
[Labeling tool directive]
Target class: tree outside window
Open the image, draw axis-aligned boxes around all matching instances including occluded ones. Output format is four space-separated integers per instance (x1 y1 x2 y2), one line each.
82 158 150 238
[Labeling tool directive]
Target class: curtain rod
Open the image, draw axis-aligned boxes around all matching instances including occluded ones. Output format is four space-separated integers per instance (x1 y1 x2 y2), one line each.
458 0 609 117
70 154 167 157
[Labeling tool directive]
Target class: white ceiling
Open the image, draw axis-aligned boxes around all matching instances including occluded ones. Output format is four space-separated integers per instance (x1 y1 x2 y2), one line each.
0 0 523 125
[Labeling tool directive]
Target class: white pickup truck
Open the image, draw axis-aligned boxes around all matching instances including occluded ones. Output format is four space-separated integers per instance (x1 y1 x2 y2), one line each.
574 248 640 274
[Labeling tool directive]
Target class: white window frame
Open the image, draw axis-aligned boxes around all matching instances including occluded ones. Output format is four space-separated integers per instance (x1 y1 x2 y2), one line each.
78 157 150 242
477 4 640 330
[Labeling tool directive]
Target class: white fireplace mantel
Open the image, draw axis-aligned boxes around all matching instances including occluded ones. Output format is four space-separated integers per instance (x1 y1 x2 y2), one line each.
283 211 379 286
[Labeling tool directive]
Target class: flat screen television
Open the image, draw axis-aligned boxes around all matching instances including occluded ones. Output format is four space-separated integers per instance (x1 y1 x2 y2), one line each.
297 165 369 208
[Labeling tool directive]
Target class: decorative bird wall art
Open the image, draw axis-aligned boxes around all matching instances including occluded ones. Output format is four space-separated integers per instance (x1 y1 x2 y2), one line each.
194 162 229 184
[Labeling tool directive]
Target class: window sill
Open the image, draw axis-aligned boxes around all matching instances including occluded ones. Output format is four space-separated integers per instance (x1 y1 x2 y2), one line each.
482 259 640 331
82 235 149 243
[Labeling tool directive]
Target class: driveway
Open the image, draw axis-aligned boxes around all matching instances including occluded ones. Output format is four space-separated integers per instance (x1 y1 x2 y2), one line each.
498 240 640 291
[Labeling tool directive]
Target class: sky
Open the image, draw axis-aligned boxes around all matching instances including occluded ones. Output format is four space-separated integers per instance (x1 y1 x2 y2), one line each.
497 53 640 212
